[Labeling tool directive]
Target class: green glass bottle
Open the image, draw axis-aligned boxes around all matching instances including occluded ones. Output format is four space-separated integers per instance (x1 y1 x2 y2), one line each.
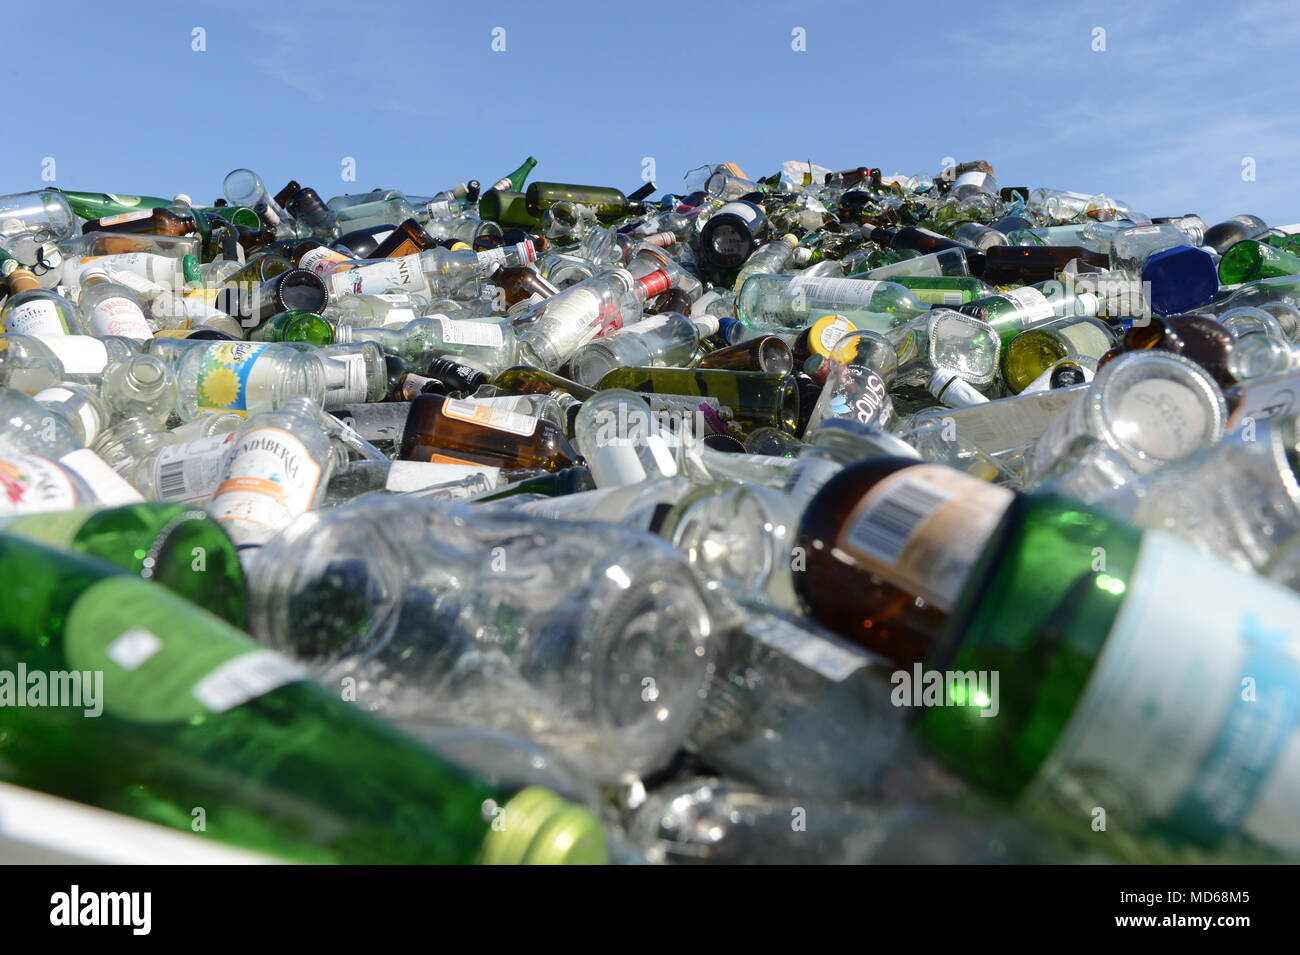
58 191 171 220
489 156 538 193
525 182 633 222
0 535 608 864
958 280 1103 346
478 190 543 228
594 367 800 435
0 503 245 627
887 275 994 307
248 309 335 346
916 492 1300 862
474 466 595 502
1218 239 1300 284
1001 317 1116 394
490 366 596 401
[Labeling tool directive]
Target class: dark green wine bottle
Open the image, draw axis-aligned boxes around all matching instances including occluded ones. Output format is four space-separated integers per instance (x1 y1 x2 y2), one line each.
525 182 633 221
594 366 800 435
0 535 607 864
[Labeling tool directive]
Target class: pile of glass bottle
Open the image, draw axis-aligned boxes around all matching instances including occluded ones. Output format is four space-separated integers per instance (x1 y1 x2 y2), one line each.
2 156 1300 865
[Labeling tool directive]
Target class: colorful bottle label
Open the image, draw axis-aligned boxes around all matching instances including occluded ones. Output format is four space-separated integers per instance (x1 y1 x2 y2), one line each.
88 295 152 340
1024 533 1300 855
298 246 352 275
0 455 85 514
63 577 305 724
210 427 322 540
195 342 269 415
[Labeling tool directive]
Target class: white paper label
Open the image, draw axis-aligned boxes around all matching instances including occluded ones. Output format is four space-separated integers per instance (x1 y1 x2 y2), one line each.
1001 286 1055 323
59 449 145 505
436 317 504 347
192 650 306 714
748 613 866 682
1024 533 1300 854
441 397 539 437
953 170 989 190
88 295 152 340
5 300 68 338
209 428 323 542
329 257 427 297
299 246 346 275
152 433 236 503
35 387 101 444
788 277 882 307
818 316 853 352
42 336 109 375
322 354 369 408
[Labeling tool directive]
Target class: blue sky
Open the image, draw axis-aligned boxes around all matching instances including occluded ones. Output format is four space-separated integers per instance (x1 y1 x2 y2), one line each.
7 0 1299 226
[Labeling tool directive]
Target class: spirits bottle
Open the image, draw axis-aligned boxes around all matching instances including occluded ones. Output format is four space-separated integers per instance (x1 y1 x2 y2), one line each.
334 314 516 375
399 392 581 470
516 268 672 372
0 535 605 863
325 242 535 299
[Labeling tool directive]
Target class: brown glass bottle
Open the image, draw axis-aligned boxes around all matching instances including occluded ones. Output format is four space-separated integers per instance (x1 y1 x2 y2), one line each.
372 218 438 259
696 336 793 374
399 393 582 471
794 458 1014 667
980 246 1109 285
649 288 693 316
82 207 197 237
1123 313 1236 388
491 266 560 308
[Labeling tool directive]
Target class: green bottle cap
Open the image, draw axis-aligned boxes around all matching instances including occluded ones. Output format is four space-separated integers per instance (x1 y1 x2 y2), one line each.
479 786 608 865
182 254 202 286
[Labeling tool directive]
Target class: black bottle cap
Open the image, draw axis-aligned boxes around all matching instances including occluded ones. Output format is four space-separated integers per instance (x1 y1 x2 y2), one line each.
465 180 482 204
682 190 707 208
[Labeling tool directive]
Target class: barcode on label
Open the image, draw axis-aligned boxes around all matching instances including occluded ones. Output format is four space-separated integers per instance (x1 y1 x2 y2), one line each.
845 478 954 564
192 650 306 713
157 459 188 499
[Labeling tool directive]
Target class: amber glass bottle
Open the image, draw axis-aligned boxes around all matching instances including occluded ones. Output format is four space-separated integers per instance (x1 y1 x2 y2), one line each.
399 393 582 470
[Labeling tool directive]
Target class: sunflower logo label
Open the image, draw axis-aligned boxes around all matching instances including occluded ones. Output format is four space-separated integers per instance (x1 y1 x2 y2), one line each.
196 342 268 415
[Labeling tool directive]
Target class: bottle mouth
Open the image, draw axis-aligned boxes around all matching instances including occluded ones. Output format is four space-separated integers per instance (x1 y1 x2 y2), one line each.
778 374 801 434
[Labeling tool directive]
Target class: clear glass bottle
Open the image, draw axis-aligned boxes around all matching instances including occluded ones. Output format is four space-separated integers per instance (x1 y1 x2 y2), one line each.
736 274 929 334
571 311 719 386
243 497 715 781
76 269 153 341
208 395 336 547
2 268 87 339
172 340 326 421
